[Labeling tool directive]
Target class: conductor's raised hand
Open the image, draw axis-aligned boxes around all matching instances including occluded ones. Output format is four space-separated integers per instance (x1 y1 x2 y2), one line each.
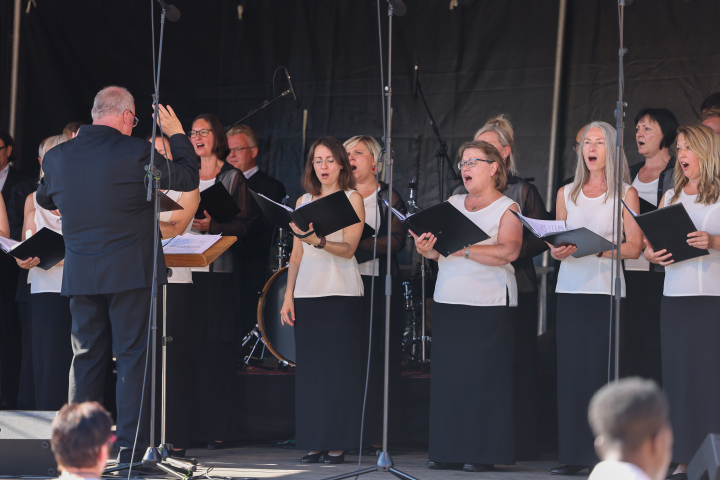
644 238 674 266
547 242 577 261
153 104 185 137
280 298 295 326
289 221 320 246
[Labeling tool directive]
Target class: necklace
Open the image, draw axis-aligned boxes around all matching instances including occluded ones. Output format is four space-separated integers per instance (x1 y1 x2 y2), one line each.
466 194 492 211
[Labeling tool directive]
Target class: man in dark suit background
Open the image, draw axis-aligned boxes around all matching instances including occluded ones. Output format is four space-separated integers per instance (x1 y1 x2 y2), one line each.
0 129 32 409
225 125 286 346
36 86 199 464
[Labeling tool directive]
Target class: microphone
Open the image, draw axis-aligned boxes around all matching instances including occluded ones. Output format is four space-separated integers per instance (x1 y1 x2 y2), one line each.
389 0 407 16
156 0 181 21
285 69 301 109
412 61 419 101
408 179 419 210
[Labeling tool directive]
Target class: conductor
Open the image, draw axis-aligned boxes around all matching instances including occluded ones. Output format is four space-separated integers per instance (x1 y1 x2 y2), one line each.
36 86 200 465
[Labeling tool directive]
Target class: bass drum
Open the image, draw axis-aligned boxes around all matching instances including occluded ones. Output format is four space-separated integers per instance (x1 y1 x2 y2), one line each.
257 267 296 365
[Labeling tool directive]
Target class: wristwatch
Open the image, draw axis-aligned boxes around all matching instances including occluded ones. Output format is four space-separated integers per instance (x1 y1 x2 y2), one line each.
314 236 327 249
464 246 470 259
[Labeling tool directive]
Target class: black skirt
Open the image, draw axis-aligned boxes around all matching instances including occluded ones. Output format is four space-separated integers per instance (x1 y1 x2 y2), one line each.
661 295 720 463
556 293 621 467
294 296 364 451
429 301 515 465
623 270 664 384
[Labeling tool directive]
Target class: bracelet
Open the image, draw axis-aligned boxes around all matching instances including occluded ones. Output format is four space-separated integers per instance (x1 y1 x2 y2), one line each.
314 236 327 249
464 246 470 259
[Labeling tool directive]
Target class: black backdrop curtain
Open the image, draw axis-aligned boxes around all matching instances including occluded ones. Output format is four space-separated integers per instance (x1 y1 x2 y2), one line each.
2 0 720 208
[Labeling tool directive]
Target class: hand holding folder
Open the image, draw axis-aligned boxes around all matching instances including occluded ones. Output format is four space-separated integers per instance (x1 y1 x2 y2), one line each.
0 227 65 270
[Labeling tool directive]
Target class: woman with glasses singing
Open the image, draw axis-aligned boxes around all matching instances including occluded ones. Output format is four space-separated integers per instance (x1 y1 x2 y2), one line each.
413 140 522 473
644 124 720 480
187 113 255 448
549 122 642 476
280 137 365 465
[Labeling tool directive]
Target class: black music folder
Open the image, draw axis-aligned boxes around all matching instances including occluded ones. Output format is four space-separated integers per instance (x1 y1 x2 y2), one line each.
195 182 241 223
0 227 65 270
361 223 376 241
251 189 361 237
623 200 708 263
159 192 183 212
386 201 489 257
511 210 616 258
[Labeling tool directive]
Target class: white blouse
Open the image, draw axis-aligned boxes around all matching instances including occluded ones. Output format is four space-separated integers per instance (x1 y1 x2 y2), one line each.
434 194 518 307
556 185 630 297
358 189 380 277
293 191 364 298
625 176 658 272
662 189 720 297
27 193 63 294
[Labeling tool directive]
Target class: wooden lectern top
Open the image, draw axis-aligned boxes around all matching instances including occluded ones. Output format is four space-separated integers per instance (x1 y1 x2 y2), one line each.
164 235 236 268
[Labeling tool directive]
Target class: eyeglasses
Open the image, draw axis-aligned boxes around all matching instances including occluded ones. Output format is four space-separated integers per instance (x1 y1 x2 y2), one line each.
127 110 139 128
457 158 493 169
229 146 255 154
189 129 212 138
0 145 7 152
313 157 336 165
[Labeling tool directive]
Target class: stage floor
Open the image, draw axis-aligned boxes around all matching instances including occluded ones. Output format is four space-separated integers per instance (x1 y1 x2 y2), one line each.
143 445 584 480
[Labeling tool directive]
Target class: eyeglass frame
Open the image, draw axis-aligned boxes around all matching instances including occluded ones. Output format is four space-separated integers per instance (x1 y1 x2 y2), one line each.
188 129 212 138
0 145 7 152
229 146 256 154
126 110 139 128
457 158 494 170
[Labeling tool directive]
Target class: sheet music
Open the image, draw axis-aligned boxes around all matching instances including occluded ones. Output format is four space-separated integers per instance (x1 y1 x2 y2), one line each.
162 234 222 254
515 212 566 237
0 236 20 253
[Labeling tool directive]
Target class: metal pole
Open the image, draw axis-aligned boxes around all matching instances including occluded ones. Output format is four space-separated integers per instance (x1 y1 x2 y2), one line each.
539 0 568 333
9 0 21 137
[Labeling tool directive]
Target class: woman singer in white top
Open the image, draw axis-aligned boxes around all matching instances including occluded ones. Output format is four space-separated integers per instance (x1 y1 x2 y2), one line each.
644 124 720 479
413 140 522 473
549 121 642 475
280 137 365 465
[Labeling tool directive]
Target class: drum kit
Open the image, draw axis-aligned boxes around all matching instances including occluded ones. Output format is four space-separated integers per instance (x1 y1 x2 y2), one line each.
241 191 432 369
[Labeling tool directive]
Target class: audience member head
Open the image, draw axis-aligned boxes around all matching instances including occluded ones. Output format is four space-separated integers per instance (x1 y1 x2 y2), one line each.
473 114 517 175
226 124 259 172
700 92 720 114
670 124 720 206
90 86 137 136
570 121 629 204
634 108 679 155
700 107 720 139
190 114 229 161
50 402 115 476
344 135 383 179
302 137 356 195
588 378 672 480
63 121 86 139
0 129 15 170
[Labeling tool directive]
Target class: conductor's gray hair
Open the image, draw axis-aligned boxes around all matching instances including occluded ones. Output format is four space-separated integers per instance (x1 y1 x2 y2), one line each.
91 86 135 121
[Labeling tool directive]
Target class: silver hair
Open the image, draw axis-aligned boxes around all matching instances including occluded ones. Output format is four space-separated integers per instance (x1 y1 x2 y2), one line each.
91 86 135 121
569 121 630 204
473 114 518 175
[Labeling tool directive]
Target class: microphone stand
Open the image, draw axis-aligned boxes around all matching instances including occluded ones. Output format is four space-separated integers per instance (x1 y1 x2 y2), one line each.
611 0 629 383
225 88 294 131
415 72 459 202
105 3 194 478
321 3 419 479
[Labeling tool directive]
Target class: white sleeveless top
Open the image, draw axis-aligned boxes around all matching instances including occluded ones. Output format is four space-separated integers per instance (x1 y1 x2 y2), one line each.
160 190 193 284
662 189 720 296
293 190 364 298
434 194 518 307
556 185 630 297
358 188 380 276
27 193 64 294
626 176 659 271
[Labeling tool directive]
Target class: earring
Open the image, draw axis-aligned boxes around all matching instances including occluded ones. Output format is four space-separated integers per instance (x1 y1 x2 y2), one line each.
372 166 376 171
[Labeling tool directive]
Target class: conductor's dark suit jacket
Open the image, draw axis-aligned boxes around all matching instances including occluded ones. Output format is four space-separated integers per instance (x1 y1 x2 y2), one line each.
36 125 199 296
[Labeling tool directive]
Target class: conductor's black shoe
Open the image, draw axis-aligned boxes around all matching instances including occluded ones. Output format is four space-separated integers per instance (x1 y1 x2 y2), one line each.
323 451 345 464
463 463 494 472
550 464 587 475
427 461 463 470
116 447 144 465
300 451 325 464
